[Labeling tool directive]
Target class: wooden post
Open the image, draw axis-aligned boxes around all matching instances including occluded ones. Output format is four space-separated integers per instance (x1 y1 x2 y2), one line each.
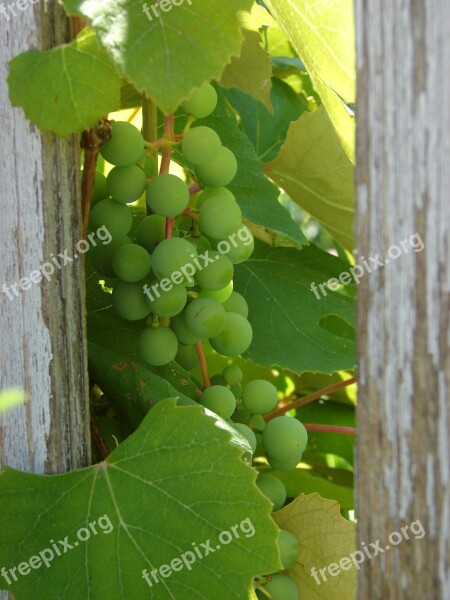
355 0 450 597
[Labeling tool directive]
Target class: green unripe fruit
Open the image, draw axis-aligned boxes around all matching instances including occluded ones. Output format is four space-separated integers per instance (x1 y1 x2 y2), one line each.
151 238 198 281
195 146 238 187
263 416 308 461
136 215 166 253
182 82 217 118
184 297 226 338
138 326 179 366
90 236 131 278
112 244 152 282
175 344 198 371
199 281 233 303
101 121 145 166
196 187 235 209
112 281 151 321
242 380 278 415
147 174 190 217
170 312 201 345
106 164 147 204
143 154 158 177
194 252 234 291
200 385 236 419
182 126 221 166
199 196 242 239
263 574 298 600
223 364 243 385
256 474 286 511
278 529 300 569
222 291 248 317
233 423 257 454
147 283 187 318
89 198 133 241
91 171 108 205
210 312 253 357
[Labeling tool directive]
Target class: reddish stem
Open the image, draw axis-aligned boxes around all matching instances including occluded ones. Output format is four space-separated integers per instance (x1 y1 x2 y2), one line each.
189 183 201 196
165 217 174 239
303 424 357 436
195 342 210 388
265 376 357 421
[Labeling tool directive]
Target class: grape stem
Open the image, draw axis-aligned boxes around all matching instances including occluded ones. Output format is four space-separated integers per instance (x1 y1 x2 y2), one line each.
264 376 357 421
303 424 357 435
189 183 202 196
195 342 211 388
158 114 176 238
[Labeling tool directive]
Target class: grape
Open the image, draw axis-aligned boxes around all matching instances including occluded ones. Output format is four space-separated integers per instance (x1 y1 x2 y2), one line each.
199 196 242 239
175 344 198 371
249 414 266 431
143 154 158 177
196 187 235 209
106 165 147 204
194 251 234 291
170 312 201 345
181 82 217 118
233 423 257 454
185 235 211 254
232 407 251 424
210 312 253 356
267 452 303 471
90 236 131 278
91 171 108 205
200 281 233 303
222 291 248 317
138 326 178 366
101 121 145 166
223 365 243 385
263 574 298 600
151 238 198 281
182 126 221 166
262 416 308 461
146 282 187 318
230 383 242 399
184 297 226 338
136 215 166 252
112 281 151 321
242 380 278 415
147 174 190 217
222 226 254 264
112 244 152 282
200 385 236 419
195 146 238 187
278 529 300 569
256 474 286 511
89 198 133 240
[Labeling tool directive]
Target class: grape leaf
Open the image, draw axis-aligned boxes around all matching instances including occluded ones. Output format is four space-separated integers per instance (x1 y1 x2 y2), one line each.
8 29 121 136
0 400 280 599
219 29 273 112
225 77 308 162
265 0 356 160
197 88 308 249
272 493 356 600
234 241 356 375
61 0 253 114
266 105 355 251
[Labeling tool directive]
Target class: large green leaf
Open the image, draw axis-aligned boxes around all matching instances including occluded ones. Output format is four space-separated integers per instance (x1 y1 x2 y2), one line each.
62 0 252 114
266 105 355 251
234 241 356 374
0 400 280 599
265 0 356 160
225 77 308 162
219 29 273 112
8 29 121 136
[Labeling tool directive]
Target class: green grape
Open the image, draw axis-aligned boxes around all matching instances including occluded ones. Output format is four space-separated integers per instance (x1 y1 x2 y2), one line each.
90 236 131 278
233 423 257 453
146 282 187 318
170 312 201 345
184 297 226 338
267 452 303 471
222 291 248 317
147 174 189 217
249 414 266 431
242 380 278 415
181 82 217 118
138 326 179 366
199 195 242 239
200 385 236 419
106 164 147 204
112 281 151 321
101 121 145 166
194 251 234 291
256 474 286 511
182 126 221 166
143 154 158 177
278 530 300 569
195 146 238 188
89 198 133 241
175 344 198 370
210 312 253 356
232 407 251 424
185 235 211 254
196 187 235 209
223 364 243 385
91 171 108 205
210 374 226 386
222 226 255 264
230 383 242 399
151 238 198 281
263 416 308 461
263 574 298 600
200 280 233 303
112 244 152 282
136 215 166 253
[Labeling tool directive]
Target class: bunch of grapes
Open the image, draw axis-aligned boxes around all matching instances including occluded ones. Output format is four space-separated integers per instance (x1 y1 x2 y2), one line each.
89 82 303 600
